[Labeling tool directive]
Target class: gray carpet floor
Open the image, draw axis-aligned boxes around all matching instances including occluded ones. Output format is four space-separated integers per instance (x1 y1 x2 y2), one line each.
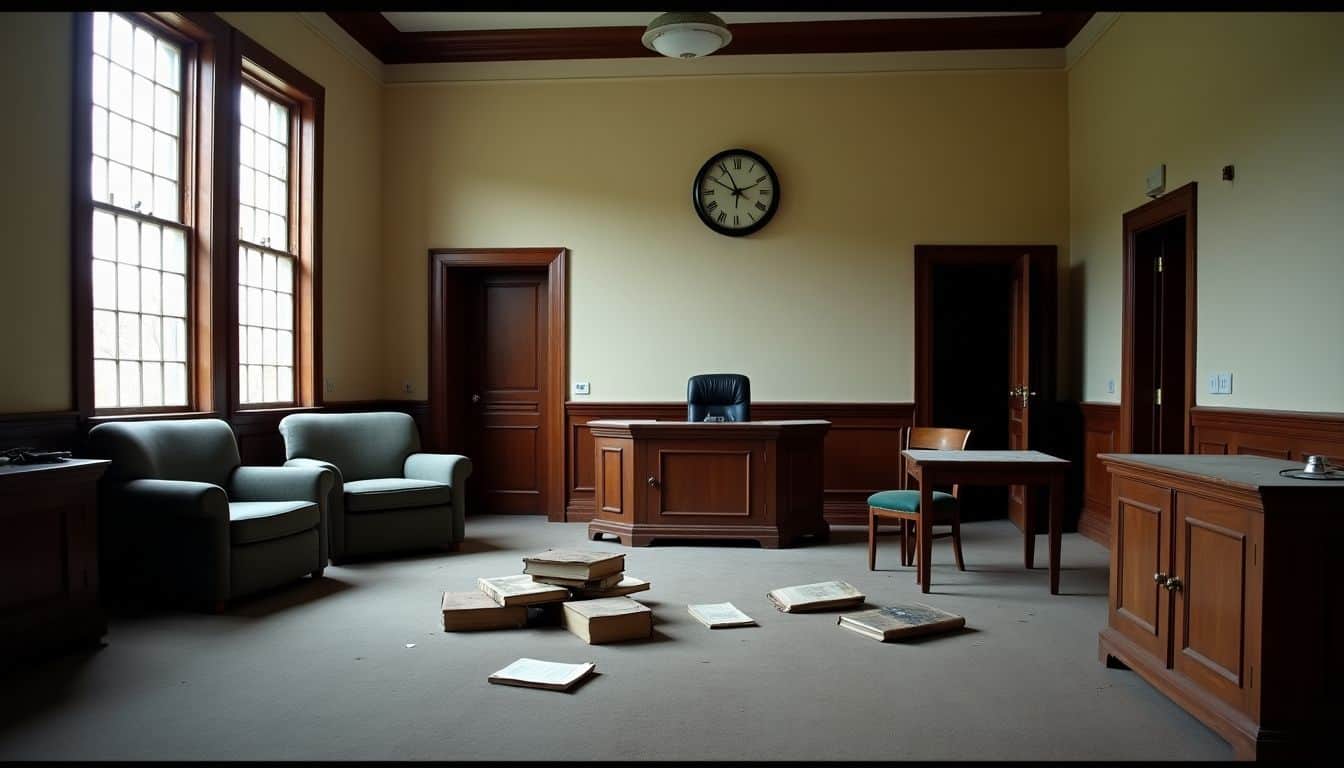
0 515 1233 761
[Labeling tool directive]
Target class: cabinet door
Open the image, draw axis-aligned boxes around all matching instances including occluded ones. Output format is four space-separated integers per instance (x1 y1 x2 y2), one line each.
1110 476 1173 666
643 439 766 525
1171 492 1256 713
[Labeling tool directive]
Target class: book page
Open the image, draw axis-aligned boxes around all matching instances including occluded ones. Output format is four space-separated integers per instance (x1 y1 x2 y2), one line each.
524 549 622 565
490 658 595 687
480 575 563 596
688 602 755 626
770 580 862 606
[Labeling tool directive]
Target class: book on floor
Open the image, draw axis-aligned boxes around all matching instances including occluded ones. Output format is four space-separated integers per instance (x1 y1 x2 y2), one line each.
530 571 626 590
561 596 652 644
487 658 597 691
766 580 866 613
571 576 651 599
477 574 571 607
523 549 625 582
687 602 756 629
441 591 529 632
837 603 966 642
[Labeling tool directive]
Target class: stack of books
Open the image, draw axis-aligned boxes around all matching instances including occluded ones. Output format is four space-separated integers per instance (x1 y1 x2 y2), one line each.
524 549 651 599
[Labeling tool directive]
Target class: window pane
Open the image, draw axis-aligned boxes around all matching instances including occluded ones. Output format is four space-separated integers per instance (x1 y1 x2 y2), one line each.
142 361 163 406
110 14 133 68
247 326 262 366
92 157 109 204
262 294 276 333
92 55 109 108
239 128 253 172
108 162 131 208
270 177 286 216
132 169 153 214
133 74 154 126
116 217 138 263
163 317 186 362
248 249 263 288
262 253 276 291
119 361 141 407
277 291 293 331
133 26 155 78
93 309 117 358
109 63 133 118
140 223 160 269
141 314 161 360
270 103 287 143
108 112 131 165
93 13 110 58
132 121 153 172
162 272 186 317
164 362 187 406
239 166 253 207
263 365 277 402
239 205 253 243
154 178 178 222
92 106 108 158
262 328 276 364
277 330 293 366
270 141 287 177
277 366 293 402
92 210 115 261
117 264 139 311
240 84 254 127
94 360 118 408
155 39 179 90
247 287 262 326
117 311 139 359
270 214 286 250
93 260 116 310
275 255 292 294
154 132 177 180
154 86 178 134
140 268 161 315
162 228 186 273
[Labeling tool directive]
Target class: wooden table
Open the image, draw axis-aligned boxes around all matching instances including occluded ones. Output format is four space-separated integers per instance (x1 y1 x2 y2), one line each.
902 449 1071 594
587 419 830 548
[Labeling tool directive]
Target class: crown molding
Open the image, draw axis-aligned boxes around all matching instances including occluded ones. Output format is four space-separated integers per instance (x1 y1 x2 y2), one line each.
1065 12 1121 70
298 11 386 83
332 12 1093 66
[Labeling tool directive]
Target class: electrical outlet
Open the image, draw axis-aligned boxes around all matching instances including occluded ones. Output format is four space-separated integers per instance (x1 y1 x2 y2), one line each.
1218 372 1232 395
324 377 334 394
572 381 590 396
402 382 414 394
1208 374 1220 394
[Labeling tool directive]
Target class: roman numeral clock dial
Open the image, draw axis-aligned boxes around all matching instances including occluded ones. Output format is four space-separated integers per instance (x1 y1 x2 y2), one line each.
693 148 779 237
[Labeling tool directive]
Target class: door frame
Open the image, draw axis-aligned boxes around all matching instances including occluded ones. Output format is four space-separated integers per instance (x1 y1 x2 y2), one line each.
428 247 569 521
913 244 1058 427
1119 183 1196 454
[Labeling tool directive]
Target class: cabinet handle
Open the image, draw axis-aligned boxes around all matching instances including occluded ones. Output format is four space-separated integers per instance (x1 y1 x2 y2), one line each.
1164 576 1183 592
647 476 658 488
1153 572 1167 584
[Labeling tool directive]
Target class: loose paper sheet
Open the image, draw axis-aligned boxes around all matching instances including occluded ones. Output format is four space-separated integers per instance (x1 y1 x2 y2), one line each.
490 658 595 687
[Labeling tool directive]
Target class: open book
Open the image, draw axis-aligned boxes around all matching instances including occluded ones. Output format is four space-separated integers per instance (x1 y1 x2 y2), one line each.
688 602 756 629
487 658 596 691
766 580 865 613
837 603 966 642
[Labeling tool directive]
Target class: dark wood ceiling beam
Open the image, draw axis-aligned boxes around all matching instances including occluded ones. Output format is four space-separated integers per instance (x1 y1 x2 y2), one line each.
328 12 1095 65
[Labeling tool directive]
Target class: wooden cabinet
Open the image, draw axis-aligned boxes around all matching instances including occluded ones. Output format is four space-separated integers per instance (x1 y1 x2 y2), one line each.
0 459 111 670
1099 454 1340 761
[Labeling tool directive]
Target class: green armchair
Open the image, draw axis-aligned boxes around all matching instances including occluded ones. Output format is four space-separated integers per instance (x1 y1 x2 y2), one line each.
88 418 333 612
278 411 471 562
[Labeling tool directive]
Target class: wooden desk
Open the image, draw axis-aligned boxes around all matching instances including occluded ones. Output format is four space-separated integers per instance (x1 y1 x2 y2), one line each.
0 458 111 669
587 419 830 548
902 449 1070 594
1098 453 1344 761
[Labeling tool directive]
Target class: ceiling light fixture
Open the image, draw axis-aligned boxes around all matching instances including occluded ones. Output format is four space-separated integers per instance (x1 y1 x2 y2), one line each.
641 12 732 59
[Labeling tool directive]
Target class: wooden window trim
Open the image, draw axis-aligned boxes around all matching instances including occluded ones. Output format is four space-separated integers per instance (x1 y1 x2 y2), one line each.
73 11 233 422
230 33 323 416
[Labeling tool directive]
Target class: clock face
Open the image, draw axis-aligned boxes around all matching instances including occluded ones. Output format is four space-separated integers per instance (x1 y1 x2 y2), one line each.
692 149 779 237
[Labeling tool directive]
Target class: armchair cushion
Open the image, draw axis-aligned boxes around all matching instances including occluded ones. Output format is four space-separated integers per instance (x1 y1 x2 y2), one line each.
229 464 332 505
229 501 320 545
88 418 240 487
867 489 959 514
279 412 418 482
344 478 452 513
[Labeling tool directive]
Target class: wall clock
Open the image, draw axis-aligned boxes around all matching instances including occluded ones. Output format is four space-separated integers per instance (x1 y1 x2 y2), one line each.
692 148 779 237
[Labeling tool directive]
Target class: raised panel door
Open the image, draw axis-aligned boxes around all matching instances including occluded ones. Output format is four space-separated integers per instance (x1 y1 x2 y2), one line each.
1110 476 1173 665
644 440 766 525
1172 492 1255 713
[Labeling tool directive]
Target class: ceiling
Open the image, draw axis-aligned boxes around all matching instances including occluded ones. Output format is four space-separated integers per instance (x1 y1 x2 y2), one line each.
328 11 1095 65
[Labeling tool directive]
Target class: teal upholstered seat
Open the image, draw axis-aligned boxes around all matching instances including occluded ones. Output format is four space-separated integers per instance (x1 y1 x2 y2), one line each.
230 501 321 545
867 489 958 514
343 478 452 513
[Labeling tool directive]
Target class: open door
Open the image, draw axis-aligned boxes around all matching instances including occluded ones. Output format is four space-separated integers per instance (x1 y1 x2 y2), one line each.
1006 250 1057 541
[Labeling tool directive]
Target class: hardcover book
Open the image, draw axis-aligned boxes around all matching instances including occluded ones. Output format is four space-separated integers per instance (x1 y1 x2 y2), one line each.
561 596 652 644
766 580 866 613
837 603 966 642
523 549 626 581
477 574 571 607
570 576 651 599
530 571 626 590
441 591 528 632
487 658 597 691
687 602 757 629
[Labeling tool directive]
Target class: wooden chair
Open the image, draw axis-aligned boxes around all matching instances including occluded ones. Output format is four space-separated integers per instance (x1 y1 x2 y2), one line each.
867 427 973 573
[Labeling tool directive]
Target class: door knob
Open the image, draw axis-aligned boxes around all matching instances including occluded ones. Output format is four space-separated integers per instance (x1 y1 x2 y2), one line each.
647 476 658 488
1153 571 1167 584
471 394 481 403
1163 576 1183 592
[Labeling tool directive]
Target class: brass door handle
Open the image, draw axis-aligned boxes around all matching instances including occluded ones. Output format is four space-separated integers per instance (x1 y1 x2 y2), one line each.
647 476 658 488
1153 572 1167 584
471 394 481 403
1164 576 1183 592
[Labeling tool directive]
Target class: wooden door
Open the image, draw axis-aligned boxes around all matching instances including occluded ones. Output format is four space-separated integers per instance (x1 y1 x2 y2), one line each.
1171 492 1255 712
1129 217 1188 454
1110 476 1174 666
464 270 549 515
1006 250 1056 532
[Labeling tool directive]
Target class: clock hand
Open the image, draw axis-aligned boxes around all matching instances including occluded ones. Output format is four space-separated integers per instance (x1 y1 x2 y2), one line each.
707 176 737 194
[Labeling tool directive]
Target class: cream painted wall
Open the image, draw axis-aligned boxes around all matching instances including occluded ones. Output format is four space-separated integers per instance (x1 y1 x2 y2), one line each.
221 12 384 401
381 70 1070 402
0 14 73 412
1070 13 1344 411
0 13 384 414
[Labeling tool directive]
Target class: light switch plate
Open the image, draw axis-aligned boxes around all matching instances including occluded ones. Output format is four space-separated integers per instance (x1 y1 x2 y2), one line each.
573 381 590 396
1208 374 1220 394
1145 163 1166 197
1107 379 1115 394
1218 372 1232 394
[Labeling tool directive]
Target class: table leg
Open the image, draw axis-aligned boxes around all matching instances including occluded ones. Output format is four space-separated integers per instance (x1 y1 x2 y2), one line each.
919 479 934 594
1049 475 1064 595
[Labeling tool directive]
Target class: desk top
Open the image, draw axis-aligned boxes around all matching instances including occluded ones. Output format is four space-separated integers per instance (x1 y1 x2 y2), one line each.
1099 453 1344 491
902 449 1069 465
587 419 830 439
0 458 111 480
588 419 830 428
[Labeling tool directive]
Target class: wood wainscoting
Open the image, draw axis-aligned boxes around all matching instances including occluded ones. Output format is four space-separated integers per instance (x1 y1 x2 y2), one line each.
1078 402 1120 546
566 402 914 525
1191 407 1344 464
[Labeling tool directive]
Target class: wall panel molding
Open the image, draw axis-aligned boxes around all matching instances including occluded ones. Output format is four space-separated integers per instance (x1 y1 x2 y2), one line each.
566 401 914 525
1079 402 1120 546
1191 407 1344 465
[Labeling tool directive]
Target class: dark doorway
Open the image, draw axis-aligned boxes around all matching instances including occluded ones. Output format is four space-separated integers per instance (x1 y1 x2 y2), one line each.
931 262 1013 521
428 248 568 521
1120 183 1196 454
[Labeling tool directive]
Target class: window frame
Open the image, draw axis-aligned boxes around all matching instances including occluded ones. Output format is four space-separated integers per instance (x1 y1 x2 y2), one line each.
74 11 232 422
230 33 323 415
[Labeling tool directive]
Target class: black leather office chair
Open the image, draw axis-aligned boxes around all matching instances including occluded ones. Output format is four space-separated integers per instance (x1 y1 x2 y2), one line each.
687 374 751 422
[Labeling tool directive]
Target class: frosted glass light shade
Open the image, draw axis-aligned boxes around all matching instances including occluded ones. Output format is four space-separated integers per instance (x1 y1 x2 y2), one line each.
642 12 732 59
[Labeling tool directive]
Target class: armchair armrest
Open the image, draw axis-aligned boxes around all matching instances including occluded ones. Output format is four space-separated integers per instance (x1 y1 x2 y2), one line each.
229 465 332 504
112 478 231 605
118 478 230 521
403 453 473 487
284 458 344 563
404 453 472 543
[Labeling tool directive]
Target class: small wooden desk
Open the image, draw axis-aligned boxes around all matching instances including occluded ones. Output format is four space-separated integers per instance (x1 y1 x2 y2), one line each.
587 419 830 548
901 449 1070 594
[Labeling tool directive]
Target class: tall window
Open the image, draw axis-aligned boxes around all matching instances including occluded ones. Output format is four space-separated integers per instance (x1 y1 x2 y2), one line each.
237 82 296 405
89 12 190 410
